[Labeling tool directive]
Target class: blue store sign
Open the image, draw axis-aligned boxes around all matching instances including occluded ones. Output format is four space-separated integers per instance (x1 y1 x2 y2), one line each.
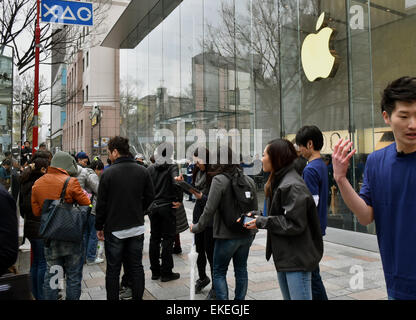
41 0 93 26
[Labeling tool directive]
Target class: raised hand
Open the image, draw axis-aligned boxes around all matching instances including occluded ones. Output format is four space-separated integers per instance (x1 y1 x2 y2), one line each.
332 138 356 182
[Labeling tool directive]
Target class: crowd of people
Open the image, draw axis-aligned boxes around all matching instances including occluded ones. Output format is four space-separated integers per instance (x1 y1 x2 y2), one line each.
0 76 415 301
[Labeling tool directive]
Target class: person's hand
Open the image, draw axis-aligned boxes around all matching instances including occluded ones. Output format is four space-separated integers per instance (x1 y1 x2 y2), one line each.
190 189 203 199
97 230 105 241
190 224 193 232
242 212 258 230
172 201 182 209
332 138 356 182
174 174 184 181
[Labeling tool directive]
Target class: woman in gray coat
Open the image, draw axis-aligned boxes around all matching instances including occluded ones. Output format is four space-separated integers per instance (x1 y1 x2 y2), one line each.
244 139 323 300
82 157 104 265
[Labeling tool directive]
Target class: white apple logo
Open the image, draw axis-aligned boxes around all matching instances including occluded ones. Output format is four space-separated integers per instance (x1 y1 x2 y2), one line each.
301 12 339 82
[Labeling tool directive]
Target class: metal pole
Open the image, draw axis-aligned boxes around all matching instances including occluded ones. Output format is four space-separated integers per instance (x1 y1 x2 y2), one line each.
32 0 40 154
91 117 93 157
98 108 101 156
21 102 23 156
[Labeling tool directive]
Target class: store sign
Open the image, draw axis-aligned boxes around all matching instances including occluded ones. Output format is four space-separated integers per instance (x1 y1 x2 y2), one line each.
101 137 109 147
301 12 339 82
41 0 93 26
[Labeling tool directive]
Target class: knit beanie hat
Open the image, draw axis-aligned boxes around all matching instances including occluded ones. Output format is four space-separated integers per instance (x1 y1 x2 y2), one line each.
50 151 78 176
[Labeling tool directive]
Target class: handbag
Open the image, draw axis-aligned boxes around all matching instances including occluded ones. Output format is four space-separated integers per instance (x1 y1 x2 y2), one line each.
0 272 33 300
39 177 90 242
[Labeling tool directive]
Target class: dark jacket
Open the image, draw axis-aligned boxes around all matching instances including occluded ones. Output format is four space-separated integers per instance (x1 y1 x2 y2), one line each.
192 168 258 240
147 162 183 205
192 170 211 226
175 204 189 234
256 164 323 272
95 157 155 233
0 184 18 276
21 147 32 166
19 171 44 239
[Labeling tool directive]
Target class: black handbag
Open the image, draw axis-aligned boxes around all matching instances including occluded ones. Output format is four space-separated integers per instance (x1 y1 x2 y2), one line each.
39 177 90 242
0 273 33 300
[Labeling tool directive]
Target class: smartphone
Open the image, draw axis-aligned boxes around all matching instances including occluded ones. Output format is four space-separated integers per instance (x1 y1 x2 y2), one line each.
243 216 255 225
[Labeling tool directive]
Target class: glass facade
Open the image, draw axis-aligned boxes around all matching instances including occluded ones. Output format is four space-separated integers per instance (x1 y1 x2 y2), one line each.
119 0 416 235
0 46 14 159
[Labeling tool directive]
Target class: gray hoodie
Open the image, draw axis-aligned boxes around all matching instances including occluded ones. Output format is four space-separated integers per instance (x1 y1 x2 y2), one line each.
76 165 99 215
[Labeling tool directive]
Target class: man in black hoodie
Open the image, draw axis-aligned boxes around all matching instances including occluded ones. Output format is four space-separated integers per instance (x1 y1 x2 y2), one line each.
147 145 183 282
96 136 155 300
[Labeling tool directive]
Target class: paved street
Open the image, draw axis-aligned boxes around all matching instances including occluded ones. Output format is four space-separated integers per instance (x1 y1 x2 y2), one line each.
17 200 387 300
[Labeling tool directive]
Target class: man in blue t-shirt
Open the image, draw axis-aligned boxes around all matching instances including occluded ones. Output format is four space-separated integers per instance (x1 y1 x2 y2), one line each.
296 125 329 301
332 76 416 300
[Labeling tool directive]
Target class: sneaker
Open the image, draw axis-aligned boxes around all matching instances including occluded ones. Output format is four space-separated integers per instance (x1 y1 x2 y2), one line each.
119 287 132 300
151 273 161 280
206 288 216 300
87 257 104 265
195 277 210 294
173 246 182 254
94 257 104 264
161 272 180 282
19 242 31 252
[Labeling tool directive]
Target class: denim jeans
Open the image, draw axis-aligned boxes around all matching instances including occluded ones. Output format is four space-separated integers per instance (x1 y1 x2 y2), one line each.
104 232 144 300
29 238 47 300
83 214 98 263
311 265 328 300
213 236 254 300
43 240 83 300
277 271 312 300
149 206 176 276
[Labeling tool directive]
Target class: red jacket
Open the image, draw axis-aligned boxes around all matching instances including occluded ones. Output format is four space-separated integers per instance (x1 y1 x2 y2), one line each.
31 167 90 217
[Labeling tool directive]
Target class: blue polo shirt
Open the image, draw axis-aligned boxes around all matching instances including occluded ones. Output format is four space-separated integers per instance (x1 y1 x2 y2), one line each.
302 158 328 236
359 142 416 300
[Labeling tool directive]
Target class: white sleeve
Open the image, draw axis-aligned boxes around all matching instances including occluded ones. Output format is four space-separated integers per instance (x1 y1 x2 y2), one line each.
312 195 319 207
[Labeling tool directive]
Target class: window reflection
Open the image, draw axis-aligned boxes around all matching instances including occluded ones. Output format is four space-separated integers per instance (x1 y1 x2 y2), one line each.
119 0 416 235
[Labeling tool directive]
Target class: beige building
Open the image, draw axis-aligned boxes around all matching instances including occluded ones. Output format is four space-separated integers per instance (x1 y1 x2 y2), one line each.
62 1 129 158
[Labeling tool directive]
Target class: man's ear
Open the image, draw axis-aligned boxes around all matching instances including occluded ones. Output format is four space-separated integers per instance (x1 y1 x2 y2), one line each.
382 111 391 126
307 140 314 150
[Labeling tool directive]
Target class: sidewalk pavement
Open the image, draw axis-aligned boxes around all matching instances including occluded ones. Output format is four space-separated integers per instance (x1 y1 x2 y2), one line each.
17 201 387 300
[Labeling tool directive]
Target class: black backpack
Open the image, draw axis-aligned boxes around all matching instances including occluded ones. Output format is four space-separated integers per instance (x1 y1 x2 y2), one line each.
221 170 257 233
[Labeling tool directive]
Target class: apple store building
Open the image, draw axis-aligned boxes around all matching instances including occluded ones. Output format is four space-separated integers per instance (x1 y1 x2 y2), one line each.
102 0 416 241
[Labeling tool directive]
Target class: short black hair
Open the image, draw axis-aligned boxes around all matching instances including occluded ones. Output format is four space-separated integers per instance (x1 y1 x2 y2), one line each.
108 136 130 156
295 125 324 151
381 76 416 116
90 158 104 171
2 159 11 166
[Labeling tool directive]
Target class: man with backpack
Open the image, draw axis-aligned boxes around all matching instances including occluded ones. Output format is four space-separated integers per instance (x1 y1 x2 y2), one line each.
191 147 258 300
